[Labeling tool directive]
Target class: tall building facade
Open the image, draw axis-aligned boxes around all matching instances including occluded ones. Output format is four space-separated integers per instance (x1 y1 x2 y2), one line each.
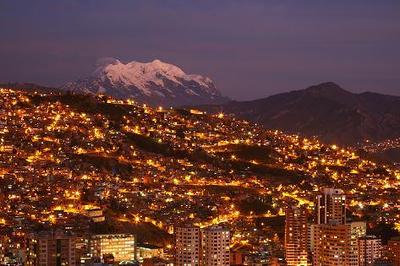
315 188 346 225
312 188 368 266
284 206 309 266
175 226 202 266
313 224 349 266
358 236 382 266
202 226 230 266
349 222 367 265
35 231 77 266
90 234 136 263
175 226 230 266
312 222 366 266
387 237 400 266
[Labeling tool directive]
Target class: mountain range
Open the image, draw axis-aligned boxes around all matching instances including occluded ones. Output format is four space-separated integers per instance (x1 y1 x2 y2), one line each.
3 62 400 147
199 82 400 146
62 58 228 107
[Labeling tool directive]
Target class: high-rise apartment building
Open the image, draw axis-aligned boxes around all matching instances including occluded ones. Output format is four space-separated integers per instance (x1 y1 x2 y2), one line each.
312 188 366 266
284 206 309 266
358 236 382 266
175 226 202 266
349 222 367 266
202 226 230 266
387 237 400 266
316 188 346 225
35 231 77 266
313 223 347 266
175 226 230 266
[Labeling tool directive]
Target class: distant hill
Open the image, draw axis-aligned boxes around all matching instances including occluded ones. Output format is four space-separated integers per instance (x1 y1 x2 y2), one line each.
0 82 58 94
199 82 400 145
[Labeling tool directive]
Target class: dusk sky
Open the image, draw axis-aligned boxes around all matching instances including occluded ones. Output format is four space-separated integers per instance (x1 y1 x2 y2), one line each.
1 0 399 100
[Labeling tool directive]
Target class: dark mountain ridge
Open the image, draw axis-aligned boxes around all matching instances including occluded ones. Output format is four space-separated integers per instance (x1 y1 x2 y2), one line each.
0 82 58 94
199 82 400 145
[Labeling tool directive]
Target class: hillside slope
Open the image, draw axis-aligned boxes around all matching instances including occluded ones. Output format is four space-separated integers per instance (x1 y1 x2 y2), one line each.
201 82 400 145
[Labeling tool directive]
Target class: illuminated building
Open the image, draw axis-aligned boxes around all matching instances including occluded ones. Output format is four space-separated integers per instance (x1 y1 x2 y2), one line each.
313 224 348 265
175 226 201 266
358 236 382 266
312 188 366 266
387 237 400 266
349 222 367 265
316 188 346 225
284 206 309 265
35 231 77 266
90 234 136 263
136 244 164 263
202 226 230 266
175 226 230 266
84 208 105 223
313 221 366 266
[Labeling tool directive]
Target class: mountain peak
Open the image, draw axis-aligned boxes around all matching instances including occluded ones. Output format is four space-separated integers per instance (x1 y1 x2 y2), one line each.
303 82 352 100
95 57 121 67
317 81 341 88
63 58 227 107
305 82 348 93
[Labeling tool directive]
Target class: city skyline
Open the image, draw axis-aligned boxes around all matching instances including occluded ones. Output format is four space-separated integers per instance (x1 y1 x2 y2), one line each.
1 1 400 265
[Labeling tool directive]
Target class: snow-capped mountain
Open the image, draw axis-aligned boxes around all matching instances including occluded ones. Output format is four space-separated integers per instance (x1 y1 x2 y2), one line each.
62 58 228 107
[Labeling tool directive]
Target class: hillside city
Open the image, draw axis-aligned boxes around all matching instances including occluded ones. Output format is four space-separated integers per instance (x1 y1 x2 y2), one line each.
0 88 399 265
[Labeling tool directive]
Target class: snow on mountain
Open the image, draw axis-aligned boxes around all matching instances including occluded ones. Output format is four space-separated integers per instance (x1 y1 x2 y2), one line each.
62 58 227 107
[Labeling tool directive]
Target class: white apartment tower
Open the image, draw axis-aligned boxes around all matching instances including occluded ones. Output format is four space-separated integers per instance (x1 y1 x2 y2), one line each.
175 226 230 266
175 226 202 266
202 226 230 266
